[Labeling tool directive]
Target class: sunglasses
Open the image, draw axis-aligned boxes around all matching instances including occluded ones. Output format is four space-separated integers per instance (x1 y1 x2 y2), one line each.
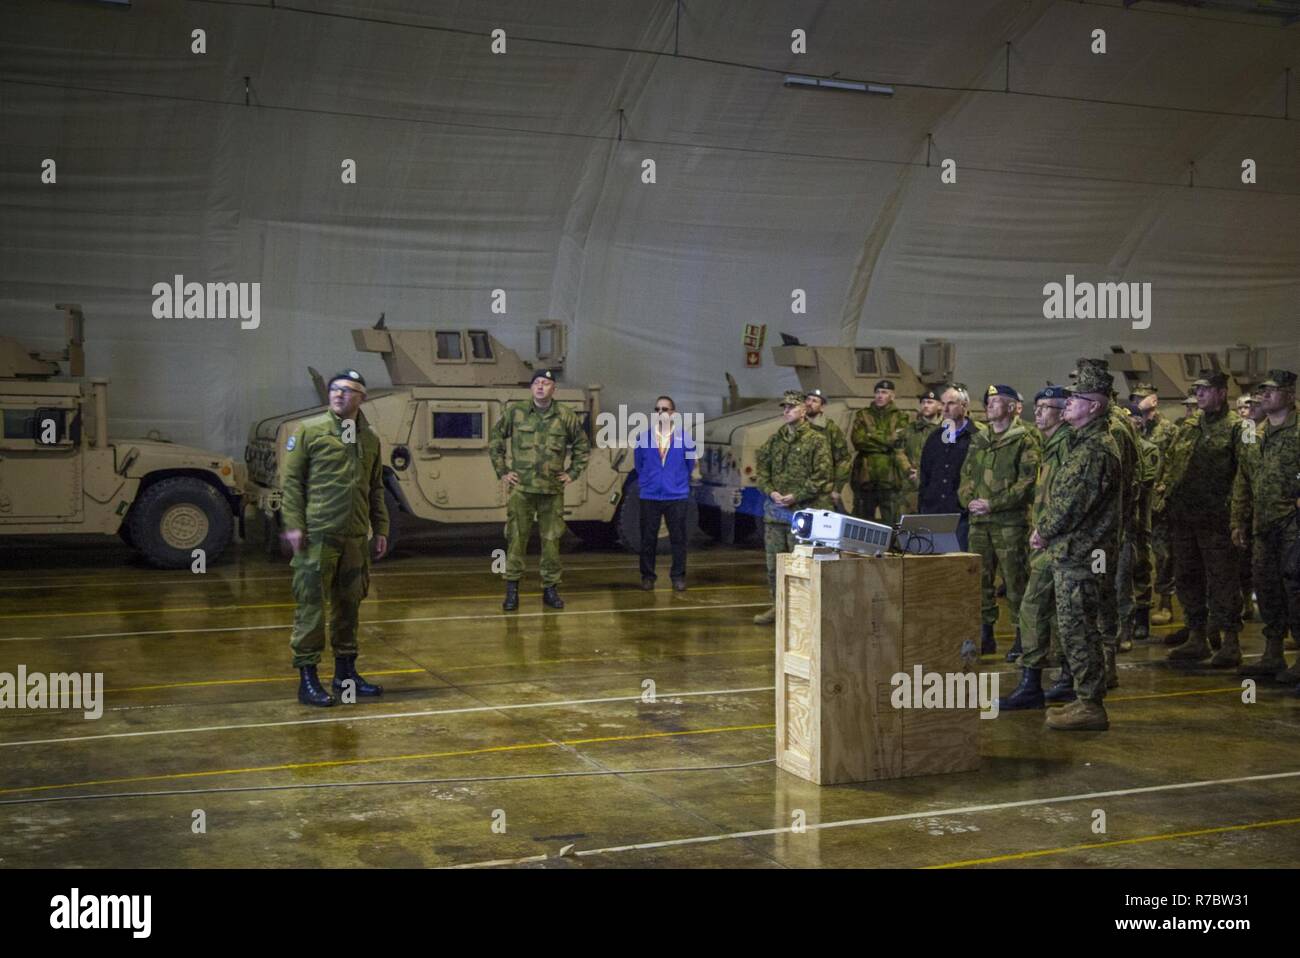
654 406 673 413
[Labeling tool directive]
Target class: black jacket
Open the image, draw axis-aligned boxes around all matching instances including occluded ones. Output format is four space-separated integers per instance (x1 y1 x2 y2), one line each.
918 419 977 515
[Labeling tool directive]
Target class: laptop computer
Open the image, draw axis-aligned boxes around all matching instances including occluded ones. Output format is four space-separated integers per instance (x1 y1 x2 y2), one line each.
894 513 963 555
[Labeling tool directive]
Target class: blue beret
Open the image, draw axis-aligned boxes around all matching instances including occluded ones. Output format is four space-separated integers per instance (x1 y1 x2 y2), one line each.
1035 384 1071 402
984 384 1018 403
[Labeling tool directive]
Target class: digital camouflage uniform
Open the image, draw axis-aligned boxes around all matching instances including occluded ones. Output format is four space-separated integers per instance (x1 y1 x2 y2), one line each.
1117 427 1160 624
1098 402 1139 654
1143 411 1179 599
1161 403 1244 635
756 416 833 597
489 399 590 587
849 403 910 525
1018 422 1071 669
958 406 1039 630
901 415 942 514
1038 415 1122 704
283 410 389 668
807 412 852 503
1231 399 1300 674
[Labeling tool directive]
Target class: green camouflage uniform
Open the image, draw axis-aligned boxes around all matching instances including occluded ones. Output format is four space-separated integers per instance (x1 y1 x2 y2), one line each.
756 420 833 596
283 410 389 668
489 399 590 587
1018 423 1071 669
1118 429 1160 621
901 415 941 513
1231 407 1300 651
849 403 910 524
1160 405 1243 633
1097 405 1139 652
1038 416 1122 703
1143 412 1178 598
958 418 1039 629
807 413 852 501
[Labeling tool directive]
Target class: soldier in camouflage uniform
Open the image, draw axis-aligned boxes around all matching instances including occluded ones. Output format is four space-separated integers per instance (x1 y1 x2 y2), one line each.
804 388 852 512
959 384 1039 659
1234 393 1267 622
1231 370 1300 686
752 390 834 626
1032 365 1122 732
490 368 591 612
282 370 390 707
1159 370 1244 665
1000 384 1072 710
1116 402 1160 652
849 379 911 525
901 389 943 514
1176 393 1197 426
1133 383 1178 631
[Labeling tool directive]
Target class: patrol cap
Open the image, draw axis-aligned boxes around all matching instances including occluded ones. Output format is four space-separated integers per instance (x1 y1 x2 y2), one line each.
873 379 896 391
1034 384 1071 403
1190 371 1228 389
328 369 367 395
1073 365 1114 398
1182 393 1197 406
530 368 558 384
779 389 806 407
806 388 827 401
984 384 1018 403
1258 369 1297 389
1129 381 1157 400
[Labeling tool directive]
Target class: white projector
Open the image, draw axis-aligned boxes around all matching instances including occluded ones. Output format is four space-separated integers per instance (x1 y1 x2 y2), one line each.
789 509 893 554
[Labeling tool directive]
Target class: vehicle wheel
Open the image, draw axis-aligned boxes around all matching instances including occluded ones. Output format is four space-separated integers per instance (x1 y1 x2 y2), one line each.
616 480 699 554
697 504 723 541
128 477 234 569
569 520 619 549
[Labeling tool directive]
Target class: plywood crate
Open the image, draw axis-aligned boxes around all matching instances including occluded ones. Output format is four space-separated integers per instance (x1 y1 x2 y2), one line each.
775 550 982 785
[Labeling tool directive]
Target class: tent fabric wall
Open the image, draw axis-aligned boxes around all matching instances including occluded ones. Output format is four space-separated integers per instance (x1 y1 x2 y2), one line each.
1 0 1296 457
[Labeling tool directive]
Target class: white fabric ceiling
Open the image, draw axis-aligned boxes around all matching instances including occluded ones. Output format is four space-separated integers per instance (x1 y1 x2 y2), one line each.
1 0 1297 455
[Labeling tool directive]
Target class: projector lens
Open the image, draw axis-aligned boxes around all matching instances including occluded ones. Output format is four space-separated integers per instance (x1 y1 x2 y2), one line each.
791 511 811 537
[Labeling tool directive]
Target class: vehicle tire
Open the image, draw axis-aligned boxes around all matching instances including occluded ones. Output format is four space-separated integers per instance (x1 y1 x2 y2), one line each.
616 480 699 554
128 477 234 569
569 520 619 549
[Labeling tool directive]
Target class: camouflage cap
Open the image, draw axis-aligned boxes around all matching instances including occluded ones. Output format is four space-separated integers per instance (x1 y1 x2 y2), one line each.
780 389 806 407
530 368 558 384
1073 364 1113 398
1258 369 1297 389
1129 381 1158 400
1190 370 1228 389
1182 393 1197 405
873 379 896 391
328 369 367 394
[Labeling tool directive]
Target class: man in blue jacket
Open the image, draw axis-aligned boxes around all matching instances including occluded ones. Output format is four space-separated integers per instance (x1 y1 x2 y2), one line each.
634 396 699 591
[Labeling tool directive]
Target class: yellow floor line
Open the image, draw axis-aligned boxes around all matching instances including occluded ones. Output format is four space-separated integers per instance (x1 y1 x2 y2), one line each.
0 722 776 797
106 669 426 693
924 815 1300 868
1106 687 1244 703
0 583 765 621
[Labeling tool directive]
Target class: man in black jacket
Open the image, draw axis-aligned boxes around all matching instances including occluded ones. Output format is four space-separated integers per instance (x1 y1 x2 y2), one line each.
918 385 982 550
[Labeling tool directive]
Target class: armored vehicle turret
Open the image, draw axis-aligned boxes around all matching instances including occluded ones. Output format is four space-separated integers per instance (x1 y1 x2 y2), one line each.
1105 344 1268 417
0 304 245 568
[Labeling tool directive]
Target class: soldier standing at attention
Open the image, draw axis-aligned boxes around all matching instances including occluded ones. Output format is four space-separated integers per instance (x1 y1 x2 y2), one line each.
1234 393 1267 622
959 384 1039 659
1232 370 1300 686
1160 371 1244 665
1000 385 1072 710
752 390 833 626
282 370 389 708
1117 402 1160 654
804 388 852 512
902 389 943 514
849 379 911 525
490 369 590 612
1030 365 1122 732
1133 383 1178 632
1176 393 1197 426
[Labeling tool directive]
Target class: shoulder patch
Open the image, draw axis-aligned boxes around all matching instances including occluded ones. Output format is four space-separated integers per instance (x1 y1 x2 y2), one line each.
286 435 297 451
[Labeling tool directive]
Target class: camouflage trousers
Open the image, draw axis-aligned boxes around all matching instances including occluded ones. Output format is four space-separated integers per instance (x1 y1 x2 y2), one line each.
1169 511 1242 633
1052 565 1107 704
764 520 798 598
851 482 905 526
1120 488 1153 615
1253 523 1300 643
969 521 1028 628
505 490 566 586
1151 510 1175 597
289 535 371 668
1237 539 1253 617
1017 549 1060 669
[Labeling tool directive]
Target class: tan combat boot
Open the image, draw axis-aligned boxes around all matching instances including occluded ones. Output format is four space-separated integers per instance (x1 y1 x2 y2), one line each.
752 606 776 625
1167 626 1211 662
1240 637 1286 676
1117 621 1134 653
1149 594 1174 626
1208 631 1242 668
1046 698 1109 731
1104 647 1119 689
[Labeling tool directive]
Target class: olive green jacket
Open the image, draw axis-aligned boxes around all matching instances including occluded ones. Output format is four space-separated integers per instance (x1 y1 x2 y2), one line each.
281 410 389 538
489 399 590 496
958 419 1040 526
1231 408 1299 536
1039 416 1122 568
850 403 910 487
756 420 834 514
1031 423 1071 530
807 414 852 494
1157 406 1242 518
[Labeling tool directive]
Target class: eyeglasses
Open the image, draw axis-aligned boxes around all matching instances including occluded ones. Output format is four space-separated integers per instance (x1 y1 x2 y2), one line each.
654 407 673 413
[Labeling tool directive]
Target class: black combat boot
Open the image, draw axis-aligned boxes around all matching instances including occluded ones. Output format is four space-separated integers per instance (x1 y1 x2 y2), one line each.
1005 627 1023 663
1044 661 1077 703
1163 625 1189 647
998 667 1044 711
542 586 564 609
502 580 519 612
332 654 383 697
297 665 335 708
980 622 996 655
1133 607 1151 641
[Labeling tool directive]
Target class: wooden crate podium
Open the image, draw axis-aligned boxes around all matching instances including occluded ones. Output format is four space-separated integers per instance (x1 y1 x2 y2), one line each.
775 549 982 785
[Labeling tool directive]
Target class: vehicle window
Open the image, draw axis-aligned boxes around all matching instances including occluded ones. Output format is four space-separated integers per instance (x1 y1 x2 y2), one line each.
436 331 464 361
3 408 67 442
880 347 900 375
432 411 484 440
468 331 493 360
854 349 877 376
